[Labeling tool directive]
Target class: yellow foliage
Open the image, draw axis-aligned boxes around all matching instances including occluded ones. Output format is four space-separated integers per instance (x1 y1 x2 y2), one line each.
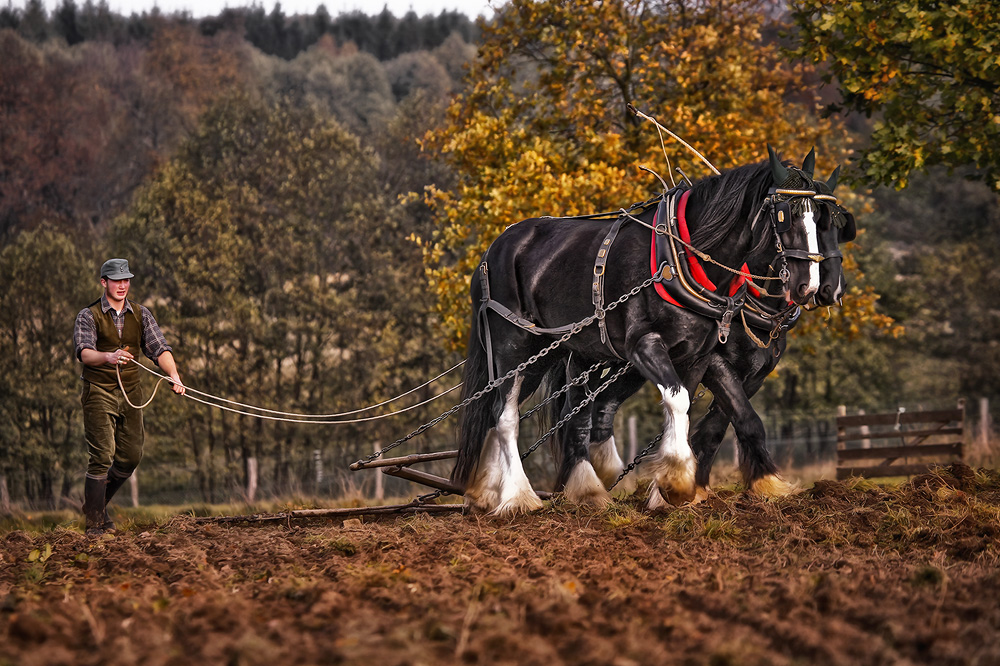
420 0 888 349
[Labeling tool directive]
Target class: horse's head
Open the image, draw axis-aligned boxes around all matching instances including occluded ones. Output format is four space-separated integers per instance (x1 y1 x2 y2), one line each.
813 166 856 305
764 146 855 307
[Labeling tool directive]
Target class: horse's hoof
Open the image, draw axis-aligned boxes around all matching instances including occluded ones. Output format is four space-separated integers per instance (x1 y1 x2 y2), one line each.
610 474 638 498
748 474 798 498
463 486 502 515
691 485 711 504
576 491 613 510
463 498 496 515
644 468 697 511
664 484 696 506
564 461 613 508
490 492 544 516
646 484 672 512
646 481 695 511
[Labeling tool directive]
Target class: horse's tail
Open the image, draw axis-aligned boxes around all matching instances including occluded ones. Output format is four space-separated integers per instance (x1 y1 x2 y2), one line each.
451 314 495 489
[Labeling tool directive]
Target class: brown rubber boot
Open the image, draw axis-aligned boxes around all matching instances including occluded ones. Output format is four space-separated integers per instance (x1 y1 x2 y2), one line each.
83 477 109 536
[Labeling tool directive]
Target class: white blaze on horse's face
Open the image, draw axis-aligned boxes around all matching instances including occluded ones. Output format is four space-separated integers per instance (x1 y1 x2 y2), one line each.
803 200 820 297
780 196 822 305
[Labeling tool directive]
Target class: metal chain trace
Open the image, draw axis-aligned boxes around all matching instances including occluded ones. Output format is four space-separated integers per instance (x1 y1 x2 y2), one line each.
357 275 658 465
520 363 633 461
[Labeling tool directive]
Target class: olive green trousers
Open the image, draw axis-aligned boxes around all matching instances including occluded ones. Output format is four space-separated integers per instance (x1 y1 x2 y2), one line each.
82 381 144 479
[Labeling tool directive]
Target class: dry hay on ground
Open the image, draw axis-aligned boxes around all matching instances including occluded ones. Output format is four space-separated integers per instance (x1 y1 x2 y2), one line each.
2 464 1000 666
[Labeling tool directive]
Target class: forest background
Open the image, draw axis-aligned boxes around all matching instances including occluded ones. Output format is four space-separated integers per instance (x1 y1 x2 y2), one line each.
1 0 997 510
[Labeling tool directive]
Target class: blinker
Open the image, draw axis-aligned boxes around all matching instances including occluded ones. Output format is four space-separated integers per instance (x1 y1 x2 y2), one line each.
773 201 792 234
839 211 857 242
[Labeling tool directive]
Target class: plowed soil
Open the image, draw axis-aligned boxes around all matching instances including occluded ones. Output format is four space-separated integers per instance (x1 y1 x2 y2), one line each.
3 464 1000 666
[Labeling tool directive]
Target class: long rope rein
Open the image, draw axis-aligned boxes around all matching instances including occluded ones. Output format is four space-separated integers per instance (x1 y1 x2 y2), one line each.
617 207 781 287
117 363 170 409
116 359 464 423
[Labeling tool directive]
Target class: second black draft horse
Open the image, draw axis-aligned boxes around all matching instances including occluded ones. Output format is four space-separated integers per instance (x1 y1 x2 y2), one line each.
686 165 856 499
452 147 843 515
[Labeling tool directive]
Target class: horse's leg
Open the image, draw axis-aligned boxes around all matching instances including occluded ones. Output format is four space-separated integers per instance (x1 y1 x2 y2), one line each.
699 365 794 498
553 364 611 508
588 369 646 495
690 403 731 503
556 387 611 508
689 355 740 501
464 372 545 515
628 332 696 509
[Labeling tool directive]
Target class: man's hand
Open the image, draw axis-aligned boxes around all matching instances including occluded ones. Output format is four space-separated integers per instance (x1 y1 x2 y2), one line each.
169 373 186 395
108 346 134 366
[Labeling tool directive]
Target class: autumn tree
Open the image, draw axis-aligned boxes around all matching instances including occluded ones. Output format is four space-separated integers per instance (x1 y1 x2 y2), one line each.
430 31 476 83
385 50 453 102
0 31 117 241
111 93 450 500
421 0 857 349
140 22 251 137
252 36 396 137
0 23 253 244
789 0 1000 192
0 228 94 508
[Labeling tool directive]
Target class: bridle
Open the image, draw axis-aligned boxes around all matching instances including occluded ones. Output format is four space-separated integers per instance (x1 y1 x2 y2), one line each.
752 185 846 287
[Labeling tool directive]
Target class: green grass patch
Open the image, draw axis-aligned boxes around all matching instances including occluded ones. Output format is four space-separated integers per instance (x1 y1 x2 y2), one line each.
603 503 649 530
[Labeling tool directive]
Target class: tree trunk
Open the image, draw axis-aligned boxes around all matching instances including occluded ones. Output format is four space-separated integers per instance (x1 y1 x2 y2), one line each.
0 474 11 515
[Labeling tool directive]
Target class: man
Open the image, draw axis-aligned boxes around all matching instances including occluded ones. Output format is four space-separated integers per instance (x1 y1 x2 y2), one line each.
73 258 185 536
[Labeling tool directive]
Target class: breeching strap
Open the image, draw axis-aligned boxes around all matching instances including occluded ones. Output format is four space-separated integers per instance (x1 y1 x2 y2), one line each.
478 260 580 383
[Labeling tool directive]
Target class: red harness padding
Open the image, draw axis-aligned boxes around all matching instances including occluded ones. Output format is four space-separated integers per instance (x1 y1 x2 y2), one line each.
728 265 761 298
650 189 759 306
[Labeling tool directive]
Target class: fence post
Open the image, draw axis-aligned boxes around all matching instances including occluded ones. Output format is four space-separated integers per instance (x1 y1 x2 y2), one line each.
858 408 871 448
374 442 384 501
129 473 139 507
836 406 846 463
246 457 258 503
981 397 991 455
314 449 324 492
627 415 638 463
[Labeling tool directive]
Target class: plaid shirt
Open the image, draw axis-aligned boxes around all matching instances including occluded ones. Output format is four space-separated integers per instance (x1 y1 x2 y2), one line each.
74 295 173 364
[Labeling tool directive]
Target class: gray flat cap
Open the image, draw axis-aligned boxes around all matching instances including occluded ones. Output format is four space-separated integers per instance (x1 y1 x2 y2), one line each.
100 258 134 280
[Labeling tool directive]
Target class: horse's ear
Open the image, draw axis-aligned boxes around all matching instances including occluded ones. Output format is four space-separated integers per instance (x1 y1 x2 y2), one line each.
826 165 841 192
767 144 788 184
802 148 816 179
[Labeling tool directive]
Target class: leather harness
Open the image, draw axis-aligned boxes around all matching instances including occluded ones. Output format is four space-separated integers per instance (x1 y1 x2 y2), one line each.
475 184 838 381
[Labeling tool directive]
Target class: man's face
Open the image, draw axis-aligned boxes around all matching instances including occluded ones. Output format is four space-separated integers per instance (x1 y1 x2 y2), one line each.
103 277 130 303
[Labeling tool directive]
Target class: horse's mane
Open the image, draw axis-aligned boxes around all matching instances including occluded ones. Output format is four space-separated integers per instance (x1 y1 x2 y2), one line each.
686 161 774 257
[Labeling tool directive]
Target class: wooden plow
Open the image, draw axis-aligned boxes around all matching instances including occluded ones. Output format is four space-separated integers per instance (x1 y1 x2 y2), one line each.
194 448 558 525
195 450 466 525
350 449 463 494
195 329 616 527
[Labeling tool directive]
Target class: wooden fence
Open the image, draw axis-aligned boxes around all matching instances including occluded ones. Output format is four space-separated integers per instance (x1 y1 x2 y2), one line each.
835 402 965 479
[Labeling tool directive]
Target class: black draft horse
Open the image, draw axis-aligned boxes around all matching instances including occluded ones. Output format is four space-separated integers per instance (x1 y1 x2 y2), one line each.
685 168 856 499
579 157 856 503
451 146 841 515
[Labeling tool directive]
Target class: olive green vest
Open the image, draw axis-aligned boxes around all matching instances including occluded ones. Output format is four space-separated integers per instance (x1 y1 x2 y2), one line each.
82 300 142 392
